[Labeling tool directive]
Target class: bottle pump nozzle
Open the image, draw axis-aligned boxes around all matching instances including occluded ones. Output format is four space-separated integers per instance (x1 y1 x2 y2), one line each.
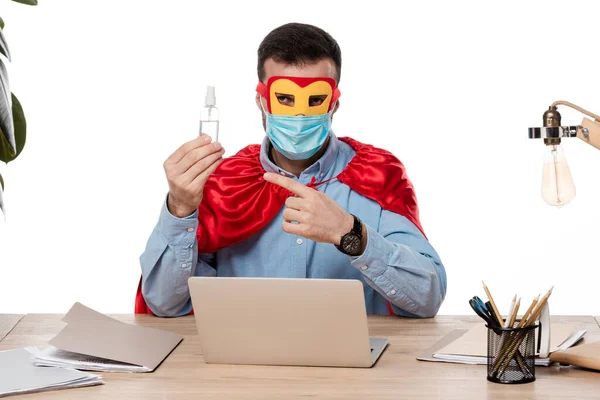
205 86 216 107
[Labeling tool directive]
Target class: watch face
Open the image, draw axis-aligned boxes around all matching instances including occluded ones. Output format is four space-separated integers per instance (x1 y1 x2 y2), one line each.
342 234 361 255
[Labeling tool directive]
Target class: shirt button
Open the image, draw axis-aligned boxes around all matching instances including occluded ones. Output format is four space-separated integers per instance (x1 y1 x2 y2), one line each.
296 238 303 245
389 289 397 295
187 227 194 232
181 263 187 268
360 265 368 271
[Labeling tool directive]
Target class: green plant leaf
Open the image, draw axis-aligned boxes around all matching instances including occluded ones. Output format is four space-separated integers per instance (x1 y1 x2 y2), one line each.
0 58 15 159
10 93 24 158
0 172 4 215
0 93 25 163
0 17 5 30
11 0 38 5
0 27 10 61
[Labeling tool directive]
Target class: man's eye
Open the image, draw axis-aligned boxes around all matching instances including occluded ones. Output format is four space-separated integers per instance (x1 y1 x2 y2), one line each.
309 95 327 106
276 94 294 106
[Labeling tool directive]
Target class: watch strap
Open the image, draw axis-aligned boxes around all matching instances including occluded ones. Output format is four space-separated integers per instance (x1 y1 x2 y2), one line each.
351 214 362 238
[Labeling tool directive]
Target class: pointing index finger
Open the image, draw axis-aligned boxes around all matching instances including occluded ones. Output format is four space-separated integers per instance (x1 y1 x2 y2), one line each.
263 172 313 198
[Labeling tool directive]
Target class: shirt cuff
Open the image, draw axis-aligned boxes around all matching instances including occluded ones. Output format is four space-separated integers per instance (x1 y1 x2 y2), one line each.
350 224 394 280
158 195 199 246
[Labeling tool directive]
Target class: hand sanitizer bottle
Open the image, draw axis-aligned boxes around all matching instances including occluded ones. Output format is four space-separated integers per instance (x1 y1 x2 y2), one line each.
199 85 219 142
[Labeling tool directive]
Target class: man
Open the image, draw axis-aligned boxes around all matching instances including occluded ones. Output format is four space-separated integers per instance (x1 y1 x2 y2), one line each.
138 23 447 317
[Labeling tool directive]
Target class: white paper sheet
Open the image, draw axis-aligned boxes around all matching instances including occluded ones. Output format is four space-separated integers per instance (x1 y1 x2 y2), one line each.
0 348 103 398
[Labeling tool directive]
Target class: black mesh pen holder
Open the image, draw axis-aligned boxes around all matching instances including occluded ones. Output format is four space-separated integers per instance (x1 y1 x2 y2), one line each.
486 322 538 384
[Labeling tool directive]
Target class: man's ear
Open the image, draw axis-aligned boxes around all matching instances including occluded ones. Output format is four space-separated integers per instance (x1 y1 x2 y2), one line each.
331 100 340 116
255 93 263 111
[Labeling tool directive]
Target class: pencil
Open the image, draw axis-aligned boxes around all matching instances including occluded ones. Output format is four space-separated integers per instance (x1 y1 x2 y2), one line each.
496 296 528 374
516 295 539 328
493 296 523 369
482 281 504 326
508 297 520 328
524 286 553 327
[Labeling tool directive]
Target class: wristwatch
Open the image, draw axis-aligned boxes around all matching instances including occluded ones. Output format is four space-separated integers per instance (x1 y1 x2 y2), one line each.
336 214 363 256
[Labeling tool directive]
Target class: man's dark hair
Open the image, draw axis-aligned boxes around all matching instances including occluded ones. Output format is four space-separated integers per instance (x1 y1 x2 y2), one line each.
257 23 342 84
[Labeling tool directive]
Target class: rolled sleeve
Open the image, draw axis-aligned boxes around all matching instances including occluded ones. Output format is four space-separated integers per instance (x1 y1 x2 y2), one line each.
140 196 202 317
350 213 446 318
158 196 199 247
350 225 415 307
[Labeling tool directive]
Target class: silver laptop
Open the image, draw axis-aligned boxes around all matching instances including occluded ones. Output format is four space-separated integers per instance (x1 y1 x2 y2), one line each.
188 277 389 368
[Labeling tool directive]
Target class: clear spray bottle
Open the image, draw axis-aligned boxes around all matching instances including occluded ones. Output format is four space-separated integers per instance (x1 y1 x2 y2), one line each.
199 85 219 142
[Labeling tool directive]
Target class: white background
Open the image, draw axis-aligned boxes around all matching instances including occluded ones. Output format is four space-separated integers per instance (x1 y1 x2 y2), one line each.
1 0 599 315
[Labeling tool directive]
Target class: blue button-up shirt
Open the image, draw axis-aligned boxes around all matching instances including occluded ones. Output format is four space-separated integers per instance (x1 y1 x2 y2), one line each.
140 134 447 317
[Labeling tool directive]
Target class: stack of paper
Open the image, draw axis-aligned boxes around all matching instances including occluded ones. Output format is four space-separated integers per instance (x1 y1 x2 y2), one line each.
417 323 586 366
27 347 149 373
30 302 183 373
0 348 103 398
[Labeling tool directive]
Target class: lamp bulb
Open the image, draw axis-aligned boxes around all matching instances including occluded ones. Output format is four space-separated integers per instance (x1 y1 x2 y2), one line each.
541 144 576 207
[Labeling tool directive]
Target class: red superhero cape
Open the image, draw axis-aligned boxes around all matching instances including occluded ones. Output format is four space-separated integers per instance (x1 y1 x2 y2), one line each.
135 137 425 315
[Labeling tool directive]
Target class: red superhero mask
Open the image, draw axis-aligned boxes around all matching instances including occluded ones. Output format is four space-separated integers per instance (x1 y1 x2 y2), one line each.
256 76 341 116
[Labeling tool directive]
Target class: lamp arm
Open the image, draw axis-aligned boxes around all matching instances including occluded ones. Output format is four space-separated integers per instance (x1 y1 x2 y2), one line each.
550 100 600 122
577 119 600 151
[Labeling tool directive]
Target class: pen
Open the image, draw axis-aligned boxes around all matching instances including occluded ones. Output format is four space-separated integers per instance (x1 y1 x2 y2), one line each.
504 295 516 328
507 298 520 328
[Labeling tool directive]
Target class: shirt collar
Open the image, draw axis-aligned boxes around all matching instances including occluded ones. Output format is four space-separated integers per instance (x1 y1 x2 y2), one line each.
259 132 340 179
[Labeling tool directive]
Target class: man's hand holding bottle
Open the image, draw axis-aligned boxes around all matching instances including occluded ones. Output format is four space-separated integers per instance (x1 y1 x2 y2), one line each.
164 133 225 218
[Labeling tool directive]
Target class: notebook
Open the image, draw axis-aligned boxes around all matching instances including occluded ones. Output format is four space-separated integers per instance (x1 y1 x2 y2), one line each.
550 341 600 371
418 323 586 366
30 302 183 373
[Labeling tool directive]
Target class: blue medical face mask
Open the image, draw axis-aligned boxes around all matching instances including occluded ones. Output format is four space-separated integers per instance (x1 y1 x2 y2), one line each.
262 103 333 160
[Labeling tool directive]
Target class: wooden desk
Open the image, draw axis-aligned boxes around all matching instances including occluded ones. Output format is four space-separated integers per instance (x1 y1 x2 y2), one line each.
1 315 599 399
0 314 23 343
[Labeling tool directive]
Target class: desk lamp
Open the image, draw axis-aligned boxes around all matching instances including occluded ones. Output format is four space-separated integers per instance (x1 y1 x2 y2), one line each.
528 101 600 207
